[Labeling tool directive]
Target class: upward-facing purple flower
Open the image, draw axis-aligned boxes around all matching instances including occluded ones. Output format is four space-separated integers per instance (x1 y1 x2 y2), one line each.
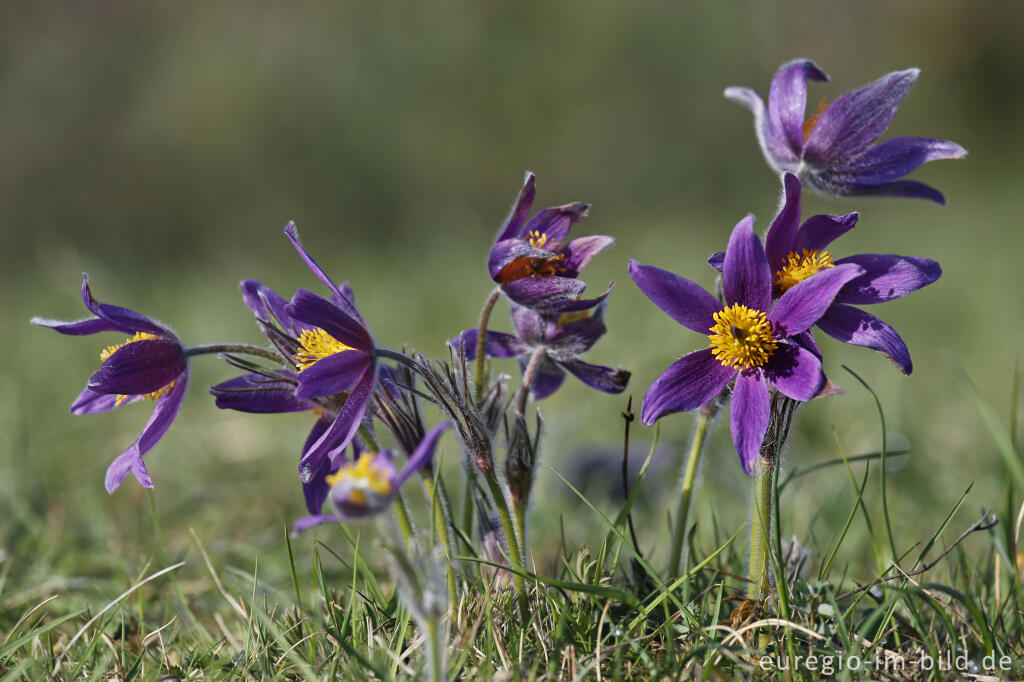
31 275 189 492
488 172 614 313
725 59 966 204
630 218 864 473
709 173 941 374
281 223 378 485
454 302 630 400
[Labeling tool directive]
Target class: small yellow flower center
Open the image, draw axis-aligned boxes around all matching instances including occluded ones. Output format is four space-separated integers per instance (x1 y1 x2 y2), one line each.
325 453 392 505
774 249 835 293
294 328 355 372
99 331 177 405
802 94 829 143
708 304 777 370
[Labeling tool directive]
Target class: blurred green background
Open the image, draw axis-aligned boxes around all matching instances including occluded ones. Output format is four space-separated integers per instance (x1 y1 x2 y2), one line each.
2 1 1021 589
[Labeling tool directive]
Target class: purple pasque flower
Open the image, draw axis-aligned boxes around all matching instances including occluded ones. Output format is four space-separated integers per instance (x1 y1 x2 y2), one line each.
454 301 630 400
293 422 450 533
725 59 966 204
488 172 615 313
282 222 378 485
31 275 189 492
630 217 864 473
709 173 941 374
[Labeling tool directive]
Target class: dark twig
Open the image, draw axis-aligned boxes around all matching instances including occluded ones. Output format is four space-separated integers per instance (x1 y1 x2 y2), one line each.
620 396 642 557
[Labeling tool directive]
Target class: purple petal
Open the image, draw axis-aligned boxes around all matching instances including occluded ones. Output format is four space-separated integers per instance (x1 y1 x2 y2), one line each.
628 261 720 334
240 280 304 331
833 254 941 304
830 137 967 185
822 178 947 205
547 305 607 360
707 252 725 273
561 358 630 394
816 304 913 374
210 372 313 413
559 235 614 277
500 277 587 314
520 202 589 246
284 222 360 315
768 263 863 337
730 372 771 475
511 303 547 345
553 281 615 313
294 349 372 400
71 387 140 414
286 289 372 350
804 68 919 166
723 215 771 311
768 59 830 154
762 343 824 401
790 330 821 360
302 415 335 514
724 86 797 170
496 172 537 241
292 514 348 534
80 275 173 338
792 212 859 254
451 329 527 361
764 173 803 270
30 315 121 336
298 365 376 482
395 422 451 487
104 371 189 493
87 339 187 395
523 355 566 401
640 348 735 425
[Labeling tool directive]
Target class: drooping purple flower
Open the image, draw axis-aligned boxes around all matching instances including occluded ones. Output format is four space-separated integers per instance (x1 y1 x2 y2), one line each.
282 222 379 485
293 422 450 533
31 275 189 492
725 60 967 204
488 172 614 313
708 173 941 374
630 217 864 473
454 301 630 401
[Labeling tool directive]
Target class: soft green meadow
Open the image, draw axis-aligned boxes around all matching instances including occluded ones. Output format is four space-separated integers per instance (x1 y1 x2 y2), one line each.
3 2 1024 680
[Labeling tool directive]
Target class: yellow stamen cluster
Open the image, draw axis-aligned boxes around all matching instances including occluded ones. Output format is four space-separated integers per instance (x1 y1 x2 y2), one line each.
708 304 777 370
294 328 355 371
526 230 558 252
774 249 835 293
325 453 392 505
99 332 177 406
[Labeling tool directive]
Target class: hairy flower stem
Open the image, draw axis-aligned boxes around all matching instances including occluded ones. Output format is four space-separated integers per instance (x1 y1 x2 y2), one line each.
516 346 547 415
184 343 284 362
473 286 502 403
420 470 458 604
667 412 711 579
748 455 774 601
483 471 530 618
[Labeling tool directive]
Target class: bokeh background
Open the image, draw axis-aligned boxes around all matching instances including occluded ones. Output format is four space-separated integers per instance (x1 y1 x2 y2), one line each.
2 1 1021 593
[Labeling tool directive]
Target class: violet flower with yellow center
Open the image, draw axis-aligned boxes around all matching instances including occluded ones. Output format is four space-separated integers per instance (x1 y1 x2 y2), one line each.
488 172 614 313
708 173 941 373
630 216 864 473
725 59 966 204
293 422 450 533
282 222 379 485
31 275 189 492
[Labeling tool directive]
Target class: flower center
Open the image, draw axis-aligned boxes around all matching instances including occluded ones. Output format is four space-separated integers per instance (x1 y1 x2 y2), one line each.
774 249 835 293
294 328 355 371
526 230 559 252
708 304 777 370
99 332 177 405
325 453 392 506
802 94 829 143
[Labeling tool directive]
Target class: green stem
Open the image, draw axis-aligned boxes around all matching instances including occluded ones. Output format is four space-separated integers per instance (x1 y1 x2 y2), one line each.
667 413 711 578
184 343 283 362
771 455 791 619
748 457 773 600
474 286 502 402
424 618 445 682
483 471 530 618
393 490 414 545
420 470 458 604
460 469 476 547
